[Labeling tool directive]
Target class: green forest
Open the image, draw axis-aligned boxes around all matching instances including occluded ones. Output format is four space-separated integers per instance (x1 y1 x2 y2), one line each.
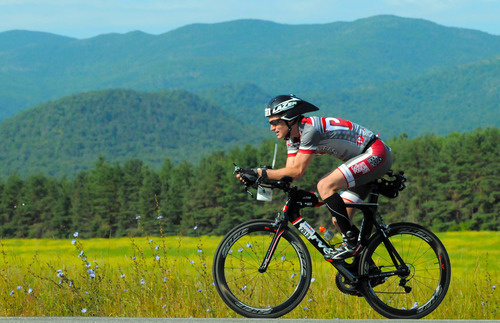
0 127 497 239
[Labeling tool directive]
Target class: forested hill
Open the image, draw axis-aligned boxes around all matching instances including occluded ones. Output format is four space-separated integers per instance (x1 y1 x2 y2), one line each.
305 57 500 137
195 57 500 137
1 15 500 120
0 128 496 239
0 89 264 177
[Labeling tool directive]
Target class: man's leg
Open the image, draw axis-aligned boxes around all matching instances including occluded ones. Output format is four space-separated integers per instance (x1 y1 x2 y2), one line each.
317 169 361 261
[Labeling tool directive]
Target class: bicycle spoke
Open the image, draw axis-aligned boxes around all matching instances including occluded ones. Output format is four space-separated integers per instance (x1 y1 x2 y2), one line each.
361 224 450 319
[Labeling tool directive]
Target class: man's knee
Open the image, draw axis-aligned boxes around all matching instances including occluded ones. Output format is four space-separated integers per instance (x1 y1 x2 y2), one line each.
317 177 344 199
317 178 334 198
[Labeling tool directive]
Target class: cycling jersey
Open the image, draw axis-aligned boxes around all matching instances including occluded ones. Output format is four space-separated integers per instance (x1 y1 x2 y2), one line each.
287 116 392 191
287 116 376 160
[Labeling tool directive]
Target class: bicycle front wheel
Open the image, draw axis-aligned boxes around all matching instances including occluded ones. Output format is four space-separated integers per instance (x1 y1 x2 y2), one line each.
213 219 312 318
359 223 451 319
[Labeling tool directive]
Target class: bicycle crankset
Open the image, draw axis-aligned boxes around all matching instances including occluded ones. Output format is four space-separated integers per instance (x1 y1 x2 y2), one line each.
335 272 362 297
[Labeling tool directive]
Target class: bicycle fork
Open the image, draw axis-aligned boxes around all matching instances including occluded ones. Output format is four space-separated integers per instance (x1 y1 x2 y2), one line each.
258 226 286 273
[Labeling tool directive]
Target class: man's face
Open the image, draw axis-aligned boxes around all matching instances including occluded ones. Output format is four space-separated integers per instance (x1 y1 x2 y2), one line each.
269 116 287 140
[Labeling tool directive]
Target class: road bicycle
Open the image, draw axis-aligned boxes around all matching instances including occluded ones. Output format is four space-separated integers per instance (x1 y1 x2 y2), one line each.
212 166 451 319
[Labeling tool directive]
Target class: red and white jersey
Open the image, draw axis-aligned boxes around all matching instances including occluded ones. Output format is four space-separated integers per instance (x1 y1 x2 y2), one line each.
287 116 376 161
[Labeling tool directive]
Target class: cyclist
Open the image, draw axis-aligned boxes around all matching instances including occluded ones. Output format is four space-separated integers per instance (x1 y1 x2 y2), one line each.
237 94 393 261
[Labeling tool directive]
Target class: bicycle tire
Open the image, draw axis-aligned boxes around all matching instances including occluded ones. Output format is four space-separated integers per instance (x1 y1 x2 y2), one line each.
213 219 312 318
359 222 451 319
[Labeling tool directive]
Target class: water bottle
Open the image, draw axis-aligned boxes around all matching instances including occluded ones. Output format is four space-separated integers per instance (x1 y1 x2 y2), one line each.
323 230 335 243
319 226 335 243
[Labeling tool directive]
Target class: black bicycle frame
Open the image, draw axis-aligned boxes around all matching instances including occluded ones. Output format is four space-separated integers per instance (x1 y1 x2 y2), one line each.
258 188 409 284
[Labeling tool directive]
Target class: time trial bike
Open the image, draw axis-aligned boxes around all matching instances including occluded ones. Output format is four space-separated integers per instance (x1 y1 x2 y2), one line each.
212 166 451 319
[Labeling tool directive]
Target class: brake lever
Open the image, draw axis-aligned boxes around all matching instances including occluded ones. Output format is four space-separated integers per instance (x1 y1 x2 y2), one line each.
245 186 254 198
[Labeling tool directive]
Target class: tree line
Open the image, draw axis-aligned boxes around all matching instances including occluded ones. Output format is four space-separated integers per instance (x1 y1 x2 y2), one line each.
0 128 497 239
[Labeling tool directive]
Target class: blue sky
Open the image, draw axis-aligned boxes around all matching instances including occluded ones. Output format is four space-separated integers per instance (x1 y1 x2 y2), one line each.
1 0 499 38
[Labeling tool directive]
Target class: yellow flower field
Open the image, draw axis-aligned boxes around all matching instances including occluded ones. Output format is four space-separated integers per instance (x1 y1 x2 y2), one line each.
0 231 498 319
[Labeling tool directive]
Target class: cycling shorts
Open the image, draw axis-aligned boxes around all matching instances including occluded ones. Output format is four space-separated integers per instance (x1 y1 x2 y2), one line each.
338 139 393 202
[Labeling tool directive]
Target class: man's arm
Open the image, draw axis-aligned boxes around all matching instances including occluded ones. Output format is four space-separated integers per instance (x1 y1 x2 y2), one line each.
258 153 314 181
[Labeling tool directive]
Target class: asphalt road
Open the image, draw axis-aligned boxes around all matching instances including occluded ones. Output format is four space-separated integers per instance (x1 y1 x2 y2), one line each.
0 318 492 323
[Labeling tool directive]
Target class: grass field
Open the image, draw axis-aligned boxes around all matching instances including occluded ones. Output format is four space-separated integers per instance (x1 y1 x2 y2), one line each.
0 230 498 319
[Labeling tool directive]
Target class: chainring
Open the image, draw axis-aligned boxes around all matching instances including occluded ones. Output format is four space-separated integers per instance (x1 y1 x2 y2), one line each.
335 272 362 296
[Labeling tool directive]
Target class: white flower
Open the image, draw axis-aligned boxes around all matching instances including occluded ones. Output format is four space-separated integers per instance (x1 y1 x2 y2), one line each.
81 308 87 313
71 239 76 245
155 256 160 261
140 278 146 285
136 216 141 220
157 216 163 219
73 232 79 238
121 274 125 278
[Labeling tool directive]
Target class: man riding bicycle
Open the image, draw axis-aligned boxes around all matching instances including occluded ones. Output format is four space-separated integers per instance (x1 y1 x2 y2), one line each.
237 95 393 261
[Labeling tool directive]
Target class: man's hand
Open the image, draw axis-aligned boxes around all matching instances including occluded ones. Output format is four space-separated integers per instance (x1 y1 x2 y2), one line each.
236 168 259 186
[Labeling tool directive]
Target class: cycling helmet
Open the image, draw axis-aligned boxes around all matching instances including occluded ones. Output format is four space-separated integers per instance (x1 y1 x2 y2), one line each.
265 95 319 121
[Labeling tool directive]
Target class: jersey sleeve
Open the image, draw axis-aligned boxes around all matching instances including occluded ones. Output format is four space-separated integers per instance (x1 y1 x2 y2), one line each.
287 137 300 157
297 121 320 154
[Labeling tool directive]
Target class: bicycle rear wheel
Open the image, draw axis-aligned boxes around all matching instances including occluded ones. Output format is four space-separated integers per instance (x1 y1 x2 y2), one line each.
213 219 312 318
359 223 451 319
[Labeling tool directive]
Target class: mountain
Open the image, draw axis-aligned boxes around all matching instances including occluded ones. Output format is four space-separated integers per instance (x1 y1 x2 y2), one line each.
305 57 500 137
0 89 265 177
197 57 500 138
1 15 500 121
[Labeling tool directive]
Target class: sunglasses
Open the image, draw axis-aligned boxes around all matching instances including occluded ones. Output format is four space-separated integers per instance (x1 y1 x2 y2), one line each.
269 119 283 126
